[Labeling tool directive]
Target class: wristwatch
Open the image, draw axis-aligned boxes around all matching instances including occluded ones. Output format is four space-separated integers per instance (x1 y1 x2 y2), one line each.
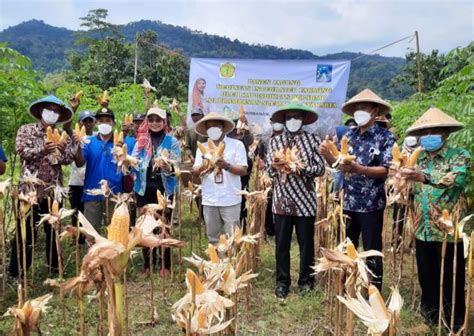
224 162 232 172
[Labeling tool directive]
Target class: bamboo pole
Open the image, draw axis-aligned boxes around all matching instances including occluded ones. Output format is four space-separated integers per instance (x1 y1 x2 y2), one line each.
462 232 473 333
450 221 459 331
438 233 448 336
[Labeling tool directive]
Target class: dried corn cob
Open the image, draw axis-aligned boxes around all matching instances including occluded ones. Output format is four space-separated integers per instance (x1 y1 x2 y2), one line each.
206 244 220 264
74 90 83 100
368 285 390 320
51 200 59 217
46 126 54 141
346 242 357 260
162 148 169 158
107 203 130 247
326 140 340 157
392 143 401 164
340 135 349 155
216 142 225 157
406 146 422 168
186 269 205 295
207 139 215 152
442 209 450 221
197 142 207 155
59 131 67 144
52 128 61 143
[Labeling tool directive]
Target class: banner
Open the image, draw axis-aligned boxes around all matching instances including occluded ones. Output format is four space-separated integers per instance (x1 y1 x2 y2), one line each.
187 58 351 137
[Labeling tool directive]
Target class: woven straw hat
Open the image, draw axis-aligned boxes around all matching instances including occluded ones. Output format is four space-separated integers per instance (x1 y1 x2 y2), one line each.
342 89 392 115
194 112 235 136
270 99 318 125
406 107 464 135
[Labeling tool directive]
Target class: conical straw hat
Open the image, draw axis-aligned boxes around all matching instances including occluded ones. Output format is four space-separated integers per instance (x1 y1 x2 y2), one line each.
342 88 392 115
406 107 464 135
194 112 235 136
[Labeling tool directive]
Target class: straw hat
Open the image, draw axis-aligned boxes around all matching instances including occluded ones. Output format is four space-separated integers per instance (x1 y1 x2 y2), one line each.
28 95 73 123
406 107 464 135
342 89 392 115
194 112 235 136
270 99 318 125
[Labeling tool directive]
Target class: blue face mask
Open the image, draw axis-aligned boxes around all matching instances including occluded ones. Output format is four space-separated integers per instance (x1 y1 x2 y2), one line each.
420 134 443 152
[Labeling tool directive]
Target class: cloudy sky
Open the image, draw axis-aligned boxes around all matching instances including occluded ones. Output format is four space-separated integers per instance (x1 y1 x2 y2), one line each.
0 0 472 57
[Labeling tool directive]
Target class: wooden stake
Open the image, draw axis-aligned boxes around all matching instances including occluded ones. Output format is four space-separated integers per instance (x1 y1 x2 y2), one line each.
438 234 448 336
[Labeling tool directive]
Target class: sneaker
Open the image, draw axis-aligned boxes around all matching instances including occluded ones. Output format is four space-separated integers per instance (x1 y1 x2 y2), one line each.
275 286 289 299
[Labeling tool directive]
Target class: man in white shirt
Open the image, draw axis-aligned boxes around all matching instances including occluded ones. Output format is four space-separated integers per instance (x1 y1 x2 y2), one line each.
192 112 248 244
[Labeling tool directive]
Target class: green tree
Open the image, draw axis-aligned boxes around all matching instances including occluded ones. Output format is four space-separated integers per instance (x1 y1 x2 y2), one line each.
76 8 122 45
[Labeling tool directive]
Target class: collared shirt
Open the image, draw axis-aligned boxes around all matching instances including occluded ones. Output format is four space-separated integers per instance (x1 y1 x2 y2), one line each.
82 135 131 202
185 128 207 159
265 130 325 217
193 136 248 207
16 123 74 200
413 146 470 242
343 124 395 213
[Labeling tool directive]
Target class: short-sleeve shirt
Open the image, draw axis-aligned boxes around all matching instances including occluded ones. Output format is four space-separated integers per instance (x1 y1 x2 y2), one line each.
193 136 248 207
82 135 131 202
343 124 396 213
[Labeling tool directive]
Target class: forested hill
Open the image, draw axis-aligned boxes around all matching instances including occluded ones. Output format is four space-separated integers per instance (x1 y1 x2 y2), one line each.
0 19 413 99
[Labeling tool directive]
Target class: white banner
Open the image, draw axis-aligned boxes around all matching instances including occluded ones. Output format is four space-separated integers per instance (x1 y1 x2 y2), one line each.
187 58 351 137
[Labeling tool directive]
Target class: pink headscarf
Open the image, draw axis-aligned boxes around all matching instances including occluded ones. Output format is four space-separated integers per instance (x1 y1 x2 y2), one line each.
135 115 169 156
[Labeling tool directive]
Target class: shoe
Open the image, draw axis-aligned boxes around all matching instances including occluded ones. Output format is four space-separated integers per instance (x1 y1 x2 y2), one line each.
299 283 314 296
159 268 171 278
275 286 289 299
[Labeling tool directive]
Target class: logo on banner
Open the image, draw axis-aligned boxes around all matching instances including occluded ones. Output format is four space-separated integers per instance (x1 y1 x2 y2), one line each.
316 64 333 82
219 63 236 78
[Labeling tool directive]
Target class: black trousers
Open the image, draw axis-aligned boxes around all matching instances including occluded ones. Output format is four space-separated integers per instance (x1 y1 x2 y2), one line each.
9 199 59 277
265 193 275 236
344 209 384 290
274 214 315 288
69 185 84 224
415 239 465 330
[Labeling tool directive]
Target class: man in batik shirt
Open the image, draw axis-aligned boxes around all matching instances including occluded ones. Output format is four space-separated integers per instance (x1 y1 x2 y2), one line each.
9 95 76 278
401 107 469 331
266 100 325 299
320 89 395 290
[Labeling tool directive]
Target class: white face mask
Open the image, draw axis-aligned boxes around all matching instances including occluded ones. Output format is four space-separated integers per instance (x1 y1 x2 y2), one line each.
98 123 113 135
285 118 303 133
207 127 223 141
272 122 284 132
404 136 417 147
42 109 59 125
354 110 372 127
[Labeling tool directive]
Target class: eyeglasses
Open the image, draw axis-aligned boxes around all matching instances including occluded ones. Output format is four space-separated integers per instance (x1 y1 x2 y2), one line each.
148 117 163 124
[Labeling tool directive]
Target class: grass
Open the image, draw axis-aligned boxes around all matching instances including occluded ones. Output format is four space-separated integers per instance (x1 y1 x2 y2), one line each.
0 202 471 335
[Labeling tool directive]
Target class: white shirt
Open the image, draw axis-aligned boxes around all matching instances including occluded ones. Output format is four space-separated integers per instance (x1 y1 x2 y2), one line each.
68 162 86 186
193 136 248 206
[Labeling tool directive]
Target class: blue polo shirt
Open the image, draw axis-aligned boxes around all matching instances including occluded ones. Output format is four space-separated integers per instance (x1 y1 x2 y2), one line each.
124 135 136 152
82 135 131 202
0 145 7 162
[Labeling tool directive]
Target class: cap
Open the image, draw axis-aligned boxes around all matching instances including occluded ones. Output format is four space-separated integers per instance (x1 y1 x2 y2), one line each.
79 110 95 122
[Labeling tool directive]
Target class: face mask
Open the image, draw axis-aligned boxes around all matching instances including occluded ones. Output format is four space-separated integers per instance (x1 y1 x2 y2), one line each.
420 134 443 152
207 127 222 141
272 122 284 132
354 110 372 127
404 136 417 148
42 109 59 125
98 123 113 135
285 118 303 133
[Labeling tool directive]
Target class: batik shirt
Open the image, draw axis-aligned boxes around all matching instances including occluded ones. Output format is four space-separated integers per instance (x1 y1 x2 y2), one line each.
343 124 395 213
265 130 325 217
16 123 74 200
412 146 470 242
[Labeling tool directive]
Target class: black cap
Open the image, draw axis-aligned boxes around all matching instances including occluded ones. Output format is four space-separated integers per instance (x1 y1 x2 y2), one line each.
95 107 115 120
133 113 145 122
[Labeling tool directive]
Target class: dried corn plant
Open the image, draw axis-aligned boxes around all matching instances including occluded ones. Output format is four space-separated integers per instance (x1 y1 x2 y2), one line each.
272 146 305 183
337 285 403 336
3 291 53 336
197 140 225 177
153 148 177 172
235 105 249 134
0 179 11 298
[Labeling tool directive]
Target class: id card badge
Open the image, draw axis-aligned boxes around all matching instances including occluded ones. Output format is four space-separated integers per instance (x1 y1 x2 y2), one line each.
214 170 223 184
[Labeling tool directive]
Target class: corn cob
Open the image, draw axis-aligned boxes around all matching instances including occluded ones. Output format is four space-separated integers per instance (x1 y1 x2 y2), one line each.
122 144 127 157
113 131 123 146
340 135 349 155
187 181 193 193
406 146 422 168
186 269 205 295
216 142 225 157
392 143 401 163
207 139 215 152
107 203 130 247
97 90 109 104
206 244 220 264
46 126 53 142
326 140 340 157
442 209 450 221
51 200 59 217
74 90 83 100
346 242 357 260
368 285 390 320
59 131 67 144
197 142 207 155
156 190 165 207
161 148 169 159
52 128 61 143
